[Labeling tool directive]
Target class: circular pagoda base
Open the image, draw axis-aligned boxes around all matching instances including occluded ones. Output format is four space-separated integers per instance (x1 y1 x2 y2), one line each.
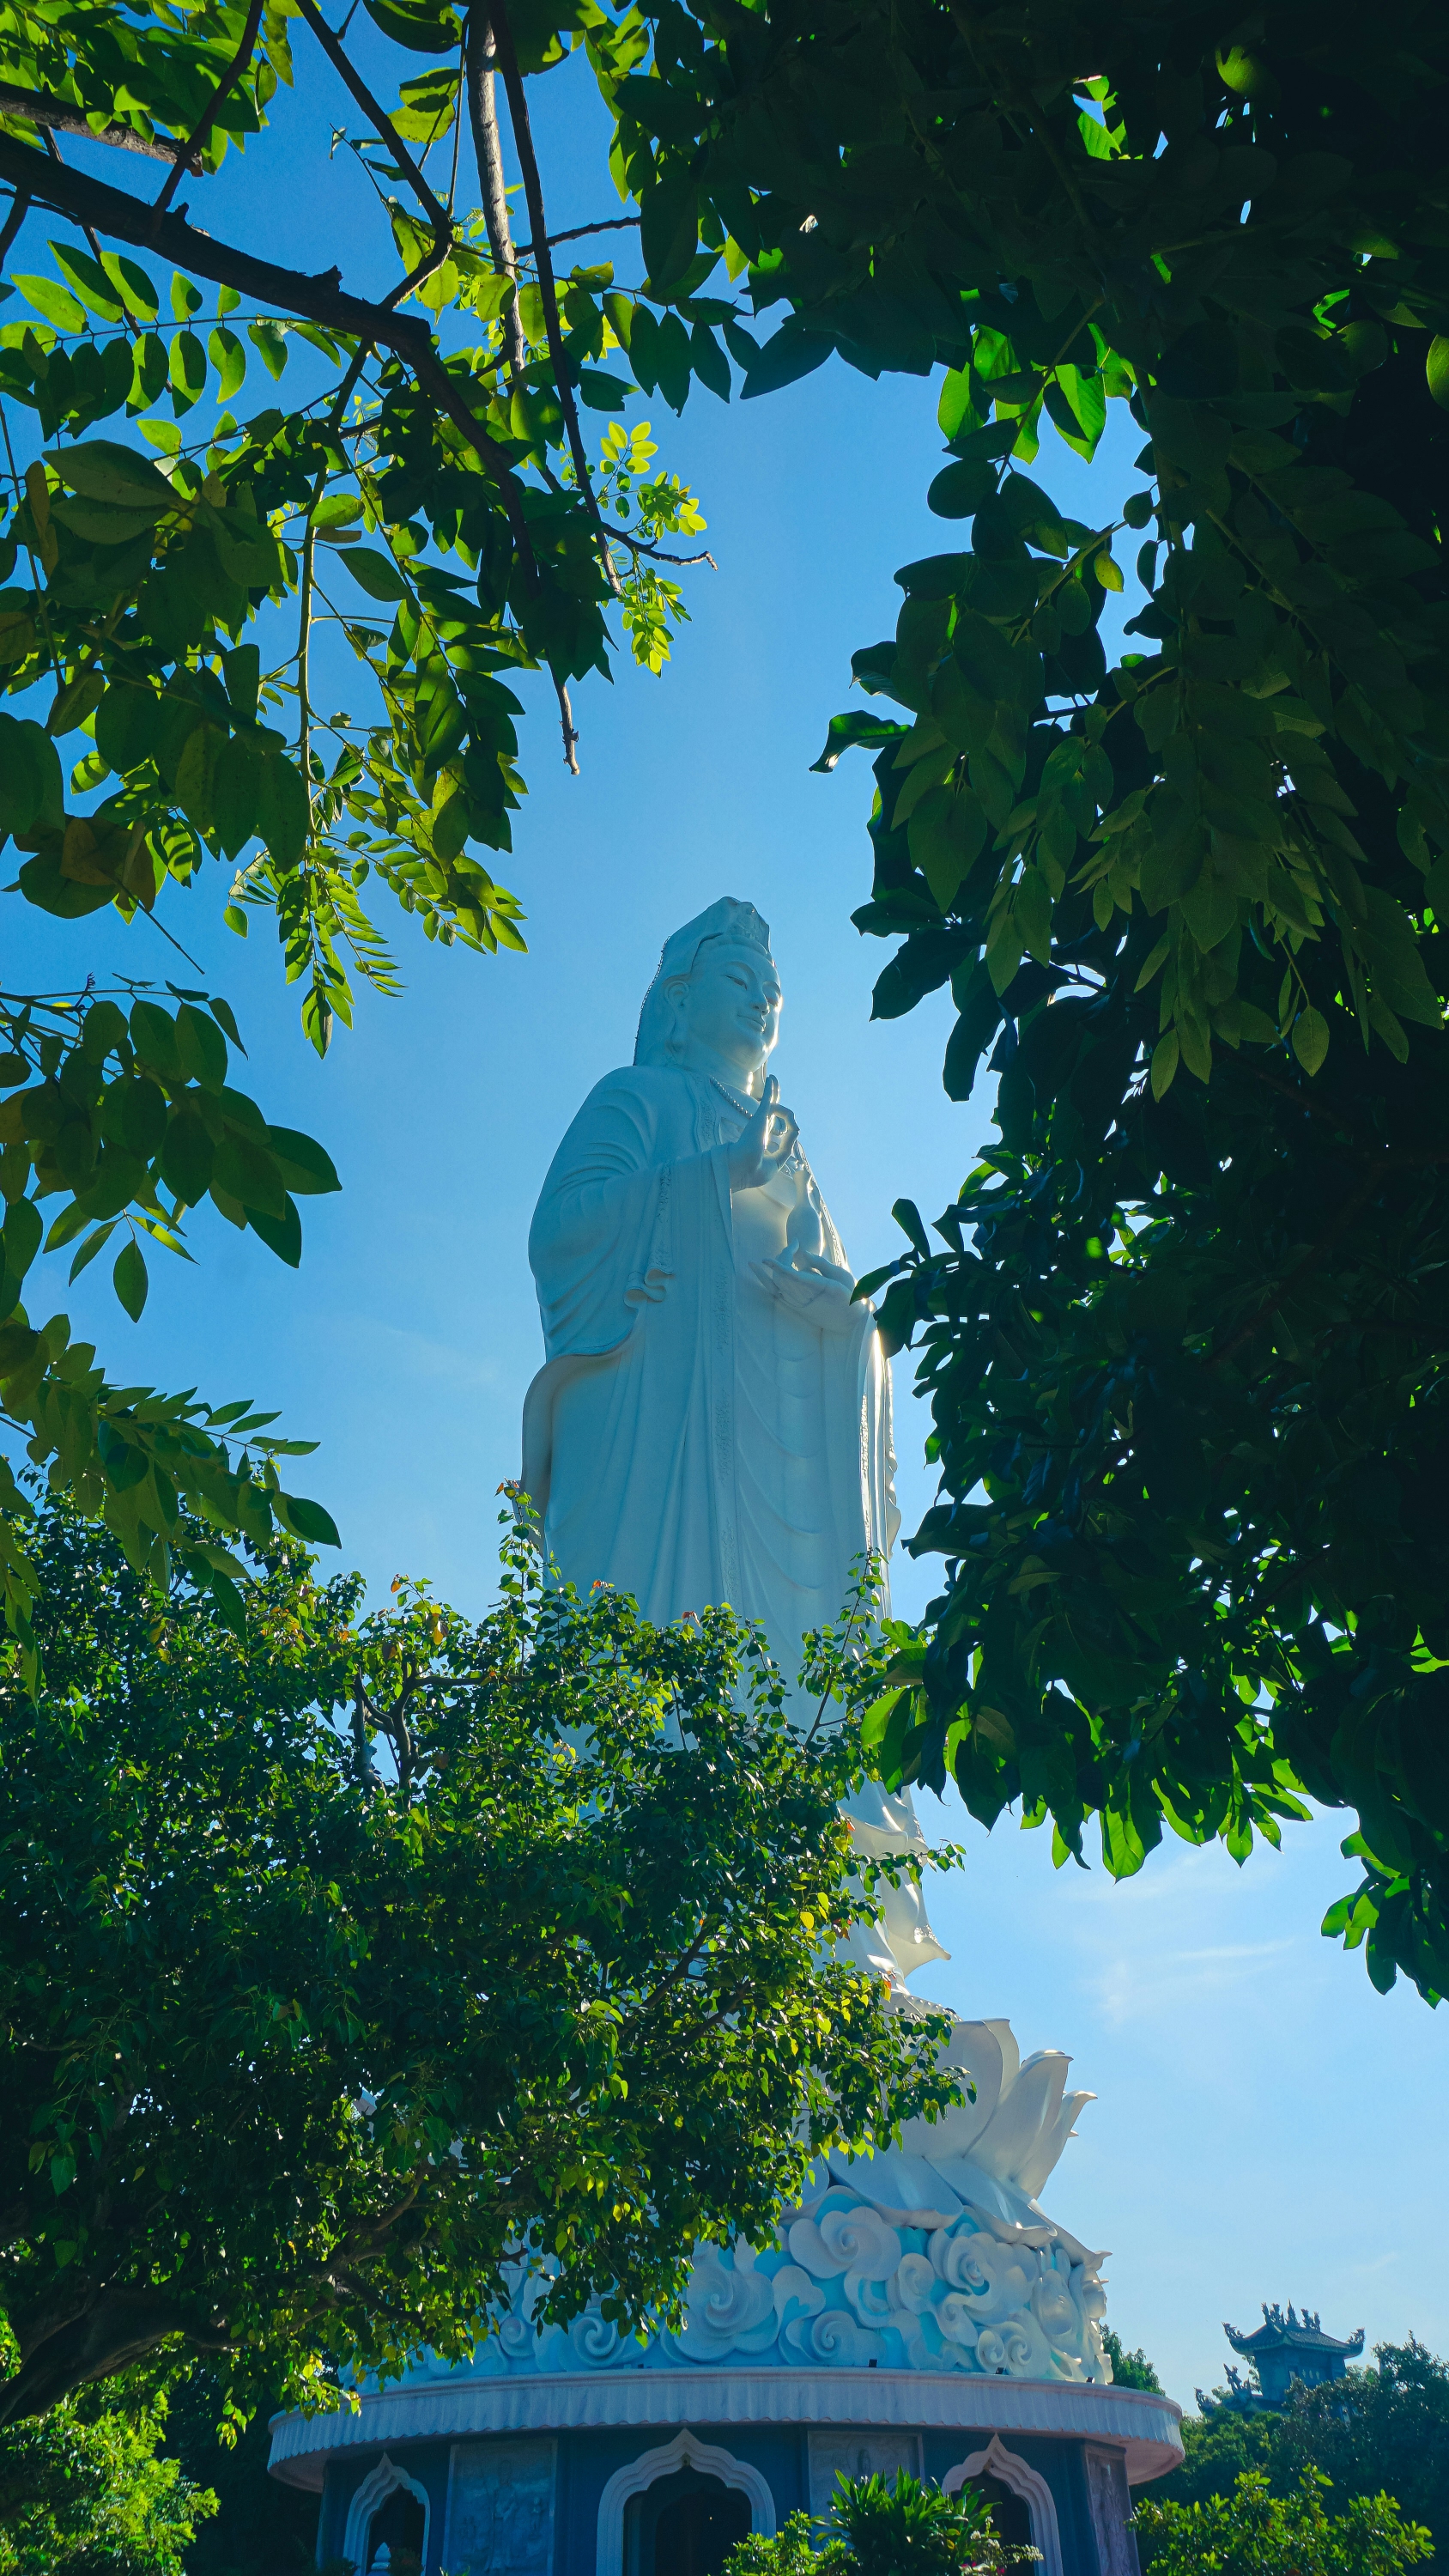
269 2366 1182 2576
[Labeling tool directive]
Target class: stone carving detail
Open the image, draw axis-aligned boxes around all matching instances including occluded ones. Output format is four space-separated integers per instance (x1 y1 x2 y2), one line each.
443 2439 555 2576
809 2433 923 2522
391 2011 1113 2391
1086 2446 1140 2576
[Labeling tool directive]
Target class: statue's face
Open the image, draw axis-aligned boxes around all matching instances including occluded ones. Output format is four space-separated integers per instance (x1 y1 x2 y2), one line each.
678 941 782 1080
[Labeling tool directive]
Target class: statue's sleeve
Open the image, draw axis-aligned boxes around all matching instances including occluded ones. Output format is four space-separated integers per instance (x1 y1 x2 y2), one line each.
527 1072 677 1358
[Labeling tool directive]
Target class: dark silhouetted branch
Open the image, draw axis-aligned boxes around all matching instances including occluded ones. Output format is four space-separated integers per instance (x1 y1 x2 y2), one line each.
515 214 640 255
0 132 537 575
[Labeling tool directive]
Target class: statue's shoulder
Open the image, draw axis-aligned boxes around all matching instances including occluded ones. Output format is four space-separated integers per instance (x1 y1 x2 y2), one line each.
572 1064 690 1123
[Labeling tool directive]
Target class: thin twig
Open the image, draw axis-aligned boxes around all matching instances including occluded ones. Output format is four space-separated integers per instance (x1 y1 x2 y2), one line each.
556 677 579 775
489 0 622 599
152 0 265 222
297 337 373 809
295 0 452 250
0 87 199 169
464 6 525 381
604 524 716 568
515 215 640 256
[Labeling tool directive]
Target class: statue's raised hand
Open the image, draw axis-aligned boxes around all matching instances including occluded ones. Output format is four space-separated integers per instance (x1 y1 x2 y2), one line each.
727 1076 799 1190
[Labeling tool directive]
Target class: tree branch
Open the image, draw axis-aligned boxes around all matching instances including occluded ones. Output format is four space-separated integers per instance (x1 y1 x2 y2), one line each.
515 214 640 256
0 131 430 351
0 183 30 263
488 0 621 600
464 6 525 380
0 86 201 169
0 133 538 574
604 524 716 569
153 0 266 222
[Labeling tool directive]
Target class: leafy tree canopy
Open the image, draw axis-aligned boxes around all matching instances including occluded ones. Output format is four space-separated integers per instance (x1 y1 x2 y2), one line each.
0 2348 216 2576
1135 2470 1433 2576
157 2366 318 2576
0 0 718 1670
1101 2325 1164 2392
3 0 1448 1996
0 1500 960 2423
1161 2342 1449 2576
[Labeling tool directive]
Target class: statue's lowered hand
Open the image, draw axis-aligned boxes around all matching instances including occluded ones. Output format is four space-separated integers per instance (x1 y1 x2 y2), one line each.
728 1075 799 1188
751 1250 857 1331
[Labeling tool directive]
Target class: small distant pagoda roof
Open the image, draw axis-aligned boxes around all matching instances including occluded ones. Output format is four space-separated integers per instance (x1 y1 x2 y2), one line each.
1225 2304 1365 2360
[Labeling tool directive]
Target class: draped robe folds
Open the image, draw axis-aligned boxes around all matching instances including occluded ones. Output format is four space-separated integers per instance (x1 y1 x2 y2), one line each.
524 1062 946 1985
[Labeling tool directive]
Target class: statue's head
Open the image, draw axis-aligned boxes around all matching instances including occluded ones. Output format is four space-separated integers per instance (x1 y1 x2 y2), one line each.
634 899 780 1096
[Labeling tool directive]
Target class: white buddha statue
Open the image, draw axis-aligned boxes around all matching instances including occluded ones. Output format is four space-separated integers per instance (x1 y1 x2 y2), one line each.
522 896 945 1985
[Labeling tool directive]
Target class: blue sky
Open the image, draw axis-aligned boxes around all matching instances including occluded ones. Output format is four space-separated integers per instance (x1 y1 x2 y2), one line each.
4 37 1447 2413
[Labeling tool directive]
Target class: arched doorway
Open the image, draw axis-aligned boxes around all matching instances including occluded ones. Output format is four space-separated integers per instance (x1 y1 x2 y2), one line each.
971 2472 1034 2555
367 2483 426 2576
624 2465 751 2576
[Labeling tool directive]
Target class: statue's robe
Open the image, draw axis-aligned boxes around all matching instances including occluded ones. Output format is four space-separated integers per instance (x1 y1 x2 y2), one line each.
525 1063 897 1646
524 1063 945 1985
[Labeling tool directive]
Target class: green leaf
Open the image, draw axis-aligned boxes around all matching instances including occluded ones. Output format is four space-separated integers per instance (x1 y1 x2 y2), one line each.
95 681 165 775
248 321 288 380
211 731 267 859
361 0 461 52
1358 890 1442 1030
640 173 699 289
209 326 247 402
69 1219 119 1283
244 1194 303 1267
15 275 86 331
57 440 176 511
161 1109 215 1206
1428 337 1449 413
927 459 997 519
100 253 158 320
130 332 168 408
341 547 410 602
688 322 731 403
892 1197 930 1259
1290 1005 1329 1074
393 65 460 140
0 717 64 840
266 1127 341 1195
113 1236 149 1321
175 1005 227 1091
255 749 311 866
1 1198 42 1280
49 242 124 323
741 325 832 400
275 1491 341 1545
169 329 207 408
